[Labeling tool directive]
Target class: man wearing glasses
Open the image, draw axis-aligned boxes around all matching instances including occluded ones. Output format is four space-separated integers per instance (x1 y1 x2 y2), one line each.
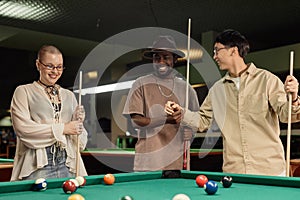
10 45 87 181
123 36 199 177
165 29 300 176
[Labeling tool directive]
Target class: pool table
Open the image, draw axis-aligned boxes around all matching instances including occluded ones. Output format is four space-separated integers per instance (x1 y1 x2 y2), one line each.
1 170 300 200
0 158 14 182
81 148 223 174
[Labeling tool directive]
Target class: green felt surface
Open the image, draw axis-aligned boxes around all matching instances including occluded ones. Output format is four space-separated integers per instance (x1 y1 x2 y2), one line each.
1 171 300 200
0 158 14 163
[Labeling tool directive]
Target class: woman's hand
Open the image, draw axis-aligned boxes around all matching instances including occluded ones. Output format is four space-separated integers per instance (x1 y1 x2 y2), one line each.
73 105 85 122
64 121 83 135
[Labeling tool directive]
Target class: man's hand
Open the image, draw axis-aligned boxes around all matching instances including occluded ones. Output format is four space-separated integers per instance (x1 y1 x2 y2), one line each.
165 101 182 115
285 75 299 104
166 109 182 124
165 101 183 124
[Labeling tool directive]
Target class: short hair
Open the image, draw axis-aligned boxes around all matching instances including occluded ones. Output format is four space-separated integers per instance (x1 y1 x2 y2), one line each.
215 29 250 58
37 45 62 60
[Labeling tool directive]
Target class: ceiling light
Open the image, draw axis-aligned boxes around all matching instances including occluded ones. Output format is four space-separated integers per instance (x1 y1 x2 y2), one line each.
0 1 60 22
178 48 203 61
87 71 98 79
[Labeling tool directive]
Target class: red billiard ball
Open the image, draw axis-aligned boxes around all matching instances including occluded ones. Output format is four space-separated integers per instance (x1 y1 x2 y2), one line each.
62 180 77 194
221 176 233 188
104 173 115 185
204 180 218 195
195 175 208 187
75 176 87 187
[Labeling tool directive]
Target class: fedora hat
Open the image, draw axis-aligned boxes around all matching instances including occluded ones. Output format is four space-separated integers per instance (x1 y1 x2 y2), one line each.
143 35 185 59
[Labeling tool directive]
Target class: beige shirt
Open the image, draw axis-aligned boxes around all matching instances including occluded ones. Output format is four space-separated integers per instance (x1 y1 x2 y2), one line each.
10 81 88 181
183 63 300 175
123 74 199 171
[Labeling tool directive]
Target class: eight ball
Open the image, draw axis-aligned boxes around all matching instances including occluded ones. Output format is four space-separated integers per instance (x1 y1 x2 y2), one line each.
120 196 134 200
221 176 233 188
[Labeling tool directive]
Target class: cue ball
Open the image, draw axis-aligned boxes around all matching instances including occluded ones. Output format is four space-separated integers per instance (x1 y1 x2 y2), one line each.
62 180 77 194
204 180 218 195
120 195 134 200
172 193 191 200
68 194 85 200
75 176 87 187
195 175 208 187
103 173 115 185
33 178 47 191
221 176 233 188
69 178 80 189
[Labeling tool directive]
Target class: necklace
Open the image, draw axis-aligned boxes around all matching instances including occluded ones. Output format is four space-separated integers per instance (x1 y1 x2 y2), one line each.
37 80 61 123
154 76 175 98
38 80 59 96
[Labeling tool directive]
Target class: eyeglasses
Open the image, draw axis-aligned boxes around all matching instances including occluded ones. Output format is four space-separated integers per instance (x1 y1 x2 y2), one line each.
153 54 173 62
213 47 228 55
39 60 65 71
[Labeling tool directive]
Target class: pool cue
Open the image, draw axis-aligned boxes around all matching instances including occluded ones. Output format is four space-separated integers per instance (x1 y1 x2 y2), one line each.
183 18 191 170
76 71 83 177
286 51 294 177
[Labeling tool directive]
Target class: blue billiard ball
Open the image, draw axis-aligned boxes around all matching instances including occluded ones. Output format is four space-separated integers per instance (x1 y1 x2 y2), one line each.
204 180 218 195
33 178 47 191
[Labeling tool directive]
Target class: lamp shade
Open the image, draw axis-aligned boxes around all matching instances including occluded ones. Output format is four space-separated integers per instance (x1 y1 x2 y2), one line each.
0 116 12 127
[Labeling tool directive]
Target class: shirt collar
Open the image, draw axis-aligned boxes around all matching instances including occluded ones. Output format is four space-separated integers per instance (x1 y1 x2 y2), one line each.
222 63 257 82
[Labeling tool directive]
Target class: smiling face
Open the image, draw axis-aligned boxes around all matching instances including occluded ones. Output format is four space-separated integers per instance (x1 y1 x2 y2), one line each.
213 42 234 71
152 51 176 77
36 52 63 85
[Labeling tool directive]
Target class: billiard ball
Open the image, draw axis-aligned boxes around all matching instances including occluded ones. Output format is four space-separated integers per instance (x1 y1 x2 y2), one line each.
62 180 77 194
68 194 85 200
75 176 86 187
172 193 191 200
195 175 208 187
204 180 218 195
103 173 115 185
33 178 47 191
221 176 233 188
120 195 134 200
69 178 80 188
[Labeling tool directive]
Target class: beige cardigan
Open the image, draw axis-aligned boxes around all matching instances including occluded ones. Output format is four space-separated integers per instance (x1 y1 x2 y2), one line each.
10 81 88 181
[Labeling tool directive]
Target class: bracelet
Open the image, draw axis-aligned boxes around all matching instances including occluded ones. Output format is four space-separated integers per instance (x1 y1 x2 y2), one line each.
292 96 299 103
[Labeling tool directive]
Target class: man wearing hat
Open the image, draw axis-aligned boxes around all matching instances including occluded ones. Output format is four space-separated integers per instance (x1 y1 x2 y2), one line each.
123 36 199 177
